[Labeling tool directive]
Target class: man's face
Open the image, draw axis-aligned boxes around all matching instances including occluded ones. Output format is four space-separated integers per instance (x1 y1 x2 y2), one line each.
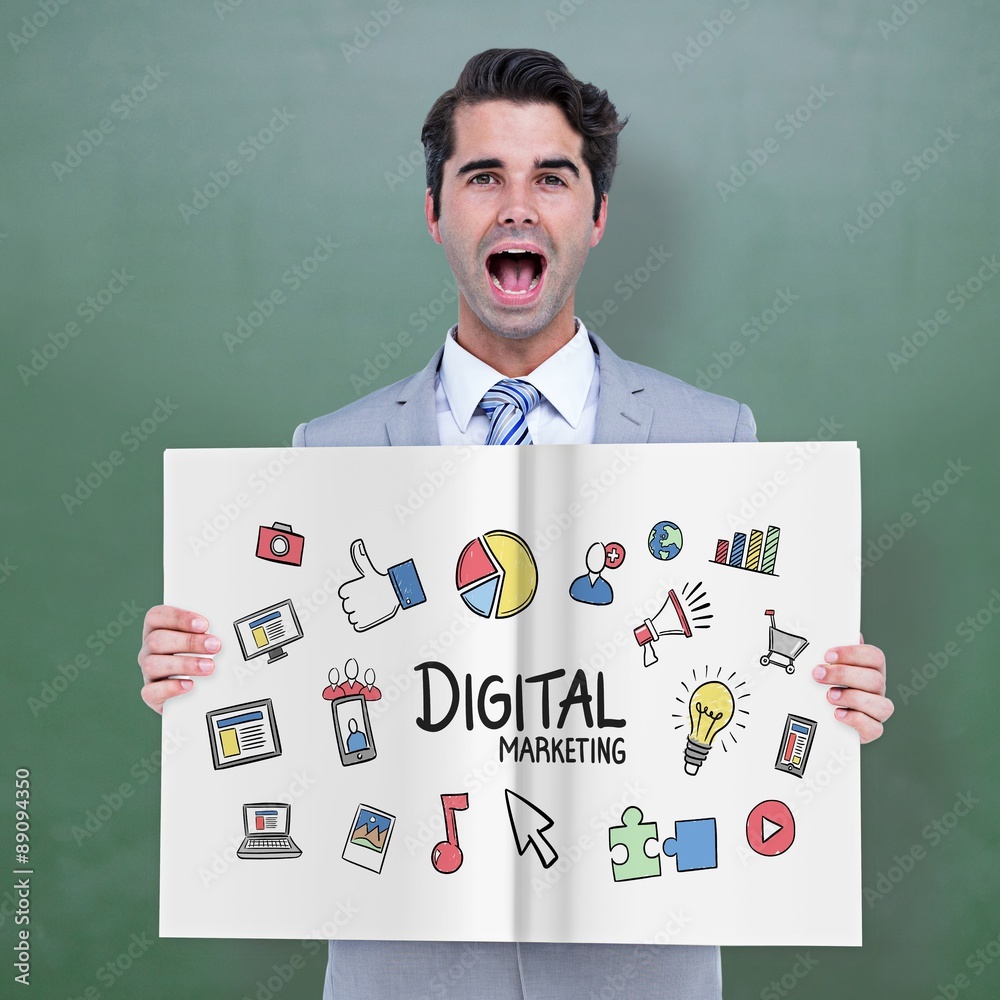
426 100 606 342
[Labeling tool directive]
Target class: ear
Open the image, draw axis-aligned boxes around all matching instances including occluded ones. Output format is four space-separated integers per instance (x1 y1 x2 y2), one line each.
589 192 608 248
425 189 442 244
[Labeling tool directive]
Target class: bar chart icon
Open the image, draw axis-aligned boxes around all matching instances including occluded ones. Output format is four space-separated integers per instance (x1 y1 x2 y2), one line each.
711 525 781 576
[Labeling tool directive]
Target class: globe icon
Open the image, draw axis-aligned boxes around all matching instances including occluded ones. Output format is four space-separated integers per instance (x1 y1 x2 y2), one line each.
648 521 683 560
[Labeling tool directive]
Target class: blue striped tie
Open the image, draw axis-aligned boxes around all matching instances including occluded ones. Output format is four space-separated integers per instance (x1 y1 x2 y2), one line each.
481 379 541 445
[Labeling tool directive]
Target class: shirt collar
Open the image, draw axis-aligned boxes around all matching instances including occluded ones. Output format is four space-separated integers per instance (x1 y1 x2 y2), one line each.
439 318 597 433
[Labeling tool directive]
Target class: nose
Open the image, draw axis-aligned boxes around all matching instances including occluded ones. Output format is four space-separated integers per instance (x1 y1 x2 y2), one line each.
497 179 538 227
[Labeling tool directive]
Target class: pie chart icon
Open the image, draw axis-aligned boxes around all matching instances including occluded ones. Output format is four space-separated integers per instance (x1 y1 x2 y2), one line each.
456 530 538 619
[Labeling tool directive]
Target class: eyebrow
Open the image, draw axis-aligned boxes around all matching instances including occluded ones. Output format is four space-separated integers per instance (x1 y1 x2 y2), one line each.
455 156 581 178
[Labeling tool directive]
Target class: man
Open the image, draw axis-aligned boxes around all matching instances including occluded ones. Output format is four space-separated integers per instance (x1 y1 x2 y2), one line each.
139 48 893 999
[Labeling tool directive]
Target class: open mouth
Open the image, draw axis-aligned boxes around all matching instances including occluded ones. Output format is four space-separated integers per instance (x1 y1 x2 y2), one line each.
487 249 545 296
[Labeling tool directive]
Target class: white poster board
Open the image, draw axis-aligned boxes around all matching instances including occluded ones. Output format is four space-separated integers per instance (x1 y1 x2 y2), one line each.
160 442 861 945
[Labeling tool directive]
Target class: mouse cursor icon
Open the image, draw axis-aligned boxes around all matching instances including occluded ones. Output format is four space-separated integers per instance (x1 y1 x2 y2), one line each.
505 789 558 869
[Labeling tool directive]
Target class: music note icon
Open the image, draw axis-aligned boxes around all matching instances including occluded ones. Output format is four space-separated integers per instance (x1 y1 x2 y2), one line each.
431 792 469 874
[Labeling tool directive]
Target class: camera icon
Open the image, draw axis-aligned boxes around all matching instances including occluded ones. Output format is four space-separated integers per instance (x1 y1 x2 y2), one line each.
256 522 305 567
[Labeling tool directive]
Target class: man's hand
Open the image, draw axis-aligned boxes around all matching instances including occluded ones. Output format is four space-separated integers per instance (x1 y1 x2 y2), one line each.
812 634 893 743
138 605 220 714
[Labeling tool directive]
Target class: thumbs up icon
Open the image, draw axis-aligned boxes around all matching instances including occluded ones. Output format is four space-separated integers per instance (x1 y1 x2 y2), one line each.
337 538 427 632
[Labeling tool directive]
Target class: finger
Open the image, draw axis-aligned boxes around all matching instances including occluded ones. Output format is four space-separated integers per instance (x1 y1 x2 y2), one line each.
142 605 210 641
141 677 194 714
140 627 222 660
823 644 886 671
825 685 895 723
812 662 886 696
832 706 885 744
140 653 215 684
349 538 378 578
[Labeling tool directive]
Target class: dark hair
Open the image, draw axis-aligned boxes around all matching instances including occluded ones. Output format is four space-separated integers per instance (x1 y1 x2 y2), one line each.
421 48 627 223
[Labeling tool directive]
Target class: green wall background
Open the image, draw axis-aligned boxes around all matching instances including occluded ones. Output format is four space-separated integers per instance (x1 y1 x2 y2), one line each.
3 1 998 998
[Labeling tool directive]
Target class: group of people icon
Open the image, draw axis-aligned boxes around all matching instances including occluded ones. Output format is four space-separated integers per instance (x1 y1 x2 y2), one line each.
321 657 382 702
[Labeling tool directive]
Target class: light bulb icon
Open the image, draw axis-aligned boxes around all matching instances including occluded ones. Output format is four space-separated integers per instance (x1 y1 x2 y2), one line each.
684 680 734 776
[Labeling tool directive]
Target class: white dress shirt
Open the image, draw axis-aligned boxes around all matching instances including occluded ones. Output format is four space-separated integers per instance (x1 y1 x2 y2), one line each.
435 318 600 445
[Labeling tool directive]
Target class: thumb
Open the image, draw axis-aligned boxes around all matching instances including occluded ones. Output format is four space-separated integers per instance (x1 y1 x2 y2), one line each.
349 538 379 578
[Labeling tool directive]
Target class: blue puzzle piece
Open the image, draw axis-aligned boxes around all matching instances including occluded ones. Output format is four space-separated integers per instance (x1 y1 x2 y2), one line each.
662 817 718 872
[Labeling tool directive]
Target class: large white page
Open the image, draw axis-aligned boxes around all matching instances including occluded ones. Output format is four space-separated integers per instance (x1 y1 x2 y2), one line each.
160 442 861 945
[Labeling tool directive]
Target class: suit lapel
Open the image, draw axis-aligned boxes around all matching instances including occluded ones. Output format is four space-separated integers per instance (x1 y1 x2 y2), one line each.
590 333 653 444
385 346 443 446
383 334 655 445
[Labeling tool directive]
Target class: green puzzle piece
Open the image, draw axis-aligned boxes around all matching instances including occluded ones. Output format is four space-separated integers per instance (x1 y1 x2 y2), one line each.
609 806 661 882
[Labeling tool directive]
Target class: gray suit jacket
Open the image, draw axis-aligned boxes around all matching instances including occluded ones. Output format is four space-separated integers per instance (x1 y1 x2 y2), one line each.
293 332 756 446
302 330 749 1000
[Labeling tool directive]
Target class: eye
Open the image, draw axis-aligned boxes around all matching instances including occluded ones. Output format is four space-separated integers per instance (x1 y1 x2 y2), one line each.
469 173 496 185
540 175 566 186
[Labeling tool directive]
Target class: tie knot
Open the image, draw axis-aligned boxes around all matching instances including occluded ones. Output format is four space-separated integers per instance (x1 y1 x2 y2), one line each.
481 378 540 416
481 379 540 446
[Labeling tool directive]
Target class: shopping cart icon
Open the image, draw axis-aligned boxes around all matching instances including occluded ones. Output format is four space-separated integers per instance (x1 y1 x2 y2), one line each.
760 610 809 674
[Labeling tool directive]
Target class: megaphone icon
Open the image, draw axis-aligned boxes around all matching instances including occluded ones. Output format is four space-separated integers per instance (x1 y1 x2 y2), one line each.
633 582 712 667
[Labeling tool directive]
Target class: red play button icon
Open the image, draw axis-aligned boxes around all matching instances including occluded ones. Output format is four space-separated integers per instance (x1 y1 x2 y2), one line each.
746 800 795 856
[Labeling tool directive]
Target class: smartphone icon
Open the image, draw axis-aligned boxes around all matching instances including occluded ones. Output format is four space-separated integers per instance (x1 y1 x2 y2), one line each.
332 695 376 766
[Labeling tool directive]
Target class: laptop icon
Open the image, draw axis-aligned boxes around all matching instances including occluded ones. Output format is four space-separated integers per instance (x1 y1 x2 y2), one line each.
237 802 302 859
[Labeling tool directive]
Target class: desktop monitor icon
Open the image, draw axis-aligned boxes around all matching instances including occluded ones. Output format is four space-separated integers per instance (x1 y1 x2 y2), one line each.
233 599 304 663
